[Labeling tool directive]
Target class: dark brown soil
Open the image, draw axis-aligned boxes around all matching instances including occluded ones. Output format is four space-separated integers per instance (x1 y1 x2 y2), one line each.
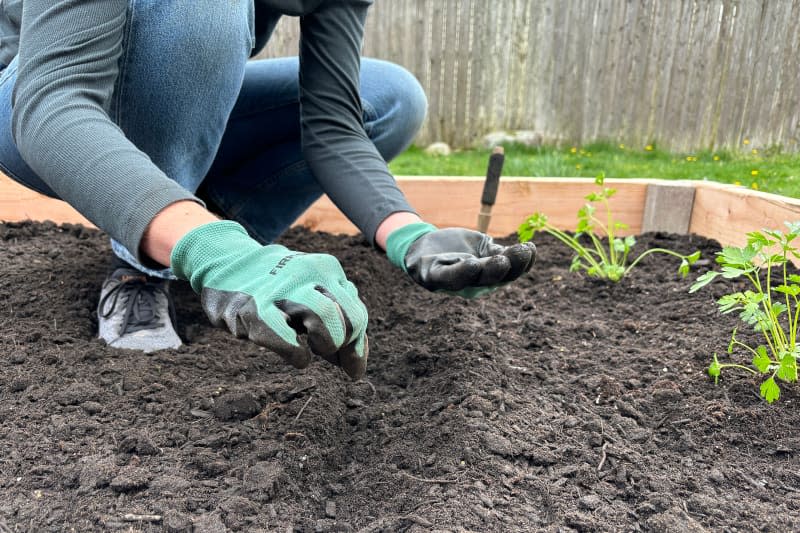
1 221 799 532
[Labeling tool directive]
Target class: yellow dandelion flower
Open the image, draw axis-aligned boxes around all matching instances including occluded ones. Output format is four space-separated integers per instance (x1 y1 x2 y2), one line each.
751 169 759 176
686 156 695 162
619 144 625 149
751 148 758 155
713 155 720 161
575 164 582 169
751 182 759 190
570 146 577 154
734 181 742 186
645 144 654 151
743 138 750 145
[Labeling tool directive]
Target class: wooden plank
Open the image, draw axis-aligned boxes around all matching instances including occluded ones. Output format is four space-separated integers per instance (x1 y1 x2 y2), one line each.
5 171 800 249
641 183 696 234
0 174 95 227
0 173 647 237
690 181 800 247
296 177 650 237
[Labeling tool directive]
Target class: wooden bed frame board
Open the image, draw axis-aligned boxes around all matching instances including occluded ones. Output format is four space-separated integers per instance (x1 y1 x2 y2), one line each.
2 174 800 249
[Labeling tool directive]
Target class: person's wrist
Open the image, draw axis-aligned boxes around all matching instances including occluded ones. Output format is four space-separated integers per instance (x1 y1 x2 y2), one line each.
374 212 423 250
384 222 438 272
140 200 219 267
170 220 263 288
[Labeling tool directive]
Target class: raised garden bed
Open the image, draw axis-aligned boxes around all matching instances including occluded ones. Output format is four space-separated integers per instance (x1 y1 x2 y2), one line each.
1 175 800 531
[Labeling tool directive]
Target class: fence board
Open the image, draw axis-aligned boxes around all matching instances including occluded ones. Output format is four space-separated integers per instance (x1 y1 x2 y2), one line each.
256 0 800 152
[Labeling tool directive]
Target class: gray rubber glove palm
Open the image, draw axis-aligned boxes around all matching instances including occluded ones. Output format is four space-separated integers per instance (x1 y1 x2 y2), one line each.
386 223 536 298
171 221 368 379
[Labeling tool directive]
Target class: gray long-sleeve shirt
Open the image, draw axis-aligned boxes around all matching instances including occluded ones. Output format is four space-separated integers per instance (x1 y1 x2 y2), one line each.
0 0 413 262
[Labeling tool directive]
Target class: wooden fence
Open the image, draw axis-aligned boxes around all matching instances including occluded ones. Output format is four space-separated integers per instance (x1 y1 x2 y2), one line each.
257 0 800 152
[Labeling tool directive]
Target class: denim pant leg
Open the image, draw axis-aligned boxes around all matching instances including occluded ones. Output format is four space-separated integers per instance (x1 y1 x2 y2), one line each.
0 2 255 279
0 57 59 198
107 0 255 277
200 57 427 245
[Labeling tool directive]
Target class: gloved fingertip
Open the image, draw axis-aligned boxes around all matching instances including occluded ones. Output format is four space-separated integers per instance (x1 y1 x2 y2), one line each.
284 348 313 370
339 335 369 381
478 254 510 285
501 242 537 281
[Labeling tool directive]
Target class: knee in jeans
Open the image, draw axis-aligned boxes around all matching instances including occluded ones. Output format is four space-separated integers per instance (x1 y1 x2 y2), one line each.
388 64 428 138
154 1 255 65
368 61 428 158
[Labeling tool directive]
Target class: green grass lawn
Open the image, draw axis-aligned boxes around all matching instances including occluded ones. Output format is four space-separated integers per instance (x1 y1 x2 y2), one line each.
389 141 800 199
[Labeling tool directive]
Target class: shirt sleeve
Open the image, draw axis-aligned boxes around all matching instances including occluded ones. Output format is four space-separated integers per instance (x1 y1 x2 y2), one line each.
13 0 200 263
298 0 415 245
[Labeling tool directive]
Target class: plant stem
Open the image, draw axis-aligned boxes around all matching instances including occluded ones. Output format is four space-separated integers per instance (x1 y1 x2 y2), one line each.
624 248 688 276
719 363 759 375
544 226 604 274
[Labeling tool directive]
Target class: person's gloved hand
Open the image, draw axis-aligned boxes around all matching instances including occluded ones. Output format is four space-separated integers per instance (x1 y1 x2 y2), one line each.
385 223 536 298
171 221 368 379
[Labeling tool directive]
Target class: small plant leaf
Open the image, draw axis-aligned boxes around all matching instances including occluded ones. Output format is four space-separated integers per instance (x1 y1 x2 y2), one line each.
606 265 624 282
576 218 593 234
612 238 627 253
584 192 601 202
720 266 751 279
717 293 744 314
602 187 617 198
686 251 701 264
727 327 738 354
678 259 690 277
718 245 758 267
569 255 583 272
708 354 721 384
690 271 719 293
773 284 800 297
517 225 534 243
777 354 798 382
746 231 774 247
789 274 800 284
594 172 605 186
577 204 596 219
752 346 771 374
760 377 781 404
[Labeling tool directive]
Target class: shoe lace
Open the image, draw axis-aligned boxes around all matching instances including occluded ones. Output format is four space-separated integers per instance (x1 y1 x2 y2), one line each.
99 278 172 335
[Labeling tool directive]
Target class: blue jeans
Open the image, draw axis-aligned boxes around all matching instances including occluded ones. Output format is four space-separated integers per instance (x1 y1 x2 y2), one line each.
0 0 426 278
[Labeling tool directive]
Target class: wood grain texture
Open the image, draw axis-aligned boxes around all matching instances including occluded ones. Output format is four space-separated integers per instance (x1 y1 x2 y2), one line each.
5 174 800 249
256 0 800 151
641 183 696 234
690 182 800 248
0 174 95 227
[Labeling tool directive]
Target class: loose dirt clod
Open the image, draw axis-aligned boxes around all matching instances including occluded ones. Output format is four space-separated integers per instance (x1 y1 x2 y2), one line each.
1 222 799 531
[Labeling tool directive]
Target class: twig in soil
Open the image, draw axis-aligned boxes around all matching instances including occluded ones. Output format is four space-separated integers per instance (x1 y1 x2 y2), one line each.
400 471 460 484
739 472 766 490
121 514 162 523
0 518 12 533
360 380 377 396
776 480 800 493
294 394 313 424
597 442 609 472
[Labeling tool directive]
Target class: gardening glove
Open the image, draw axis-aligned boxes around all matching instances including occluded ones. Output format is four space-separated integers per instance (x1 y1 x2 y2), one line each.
171 220 368 380
385 222 536 298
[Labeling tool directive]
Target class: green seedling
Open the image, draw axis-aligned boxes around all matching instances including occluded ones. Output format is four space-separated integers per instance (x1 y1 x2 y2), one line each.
517 173 700 282
691 222 800 403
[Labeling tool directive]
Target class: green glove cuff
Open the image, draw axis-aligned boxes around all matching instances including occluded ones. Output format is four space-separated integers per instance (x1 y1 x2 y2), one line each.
385 222 437 272
170 220 263 290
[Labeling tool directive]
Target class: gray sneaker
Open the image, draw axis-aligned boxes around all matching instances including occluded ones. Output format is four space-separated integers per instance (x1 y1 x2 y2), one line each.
97 266 182 352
